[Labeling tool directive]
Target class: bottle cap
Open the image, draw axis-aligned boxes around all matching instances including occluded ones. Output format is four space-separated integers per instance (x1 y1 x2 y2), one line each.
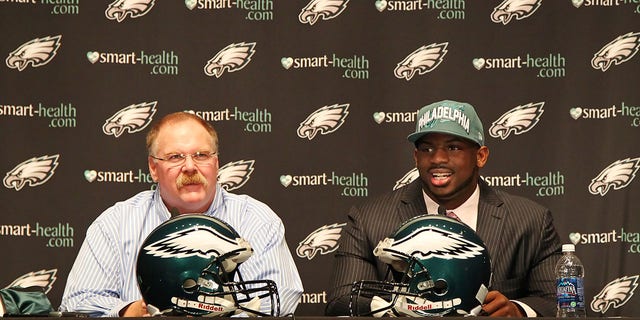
562 244 575 252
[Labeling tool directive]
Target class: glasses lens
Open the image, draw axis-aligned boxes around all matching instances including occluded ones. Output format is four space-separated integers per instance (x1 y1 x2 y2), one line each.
167 154 186 164
192 152 212 163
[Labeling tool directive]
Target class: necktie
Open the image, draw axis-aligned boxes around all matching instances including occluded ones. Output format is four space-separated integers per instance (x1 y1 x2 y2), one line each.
446 210 462 222
437 206 462 222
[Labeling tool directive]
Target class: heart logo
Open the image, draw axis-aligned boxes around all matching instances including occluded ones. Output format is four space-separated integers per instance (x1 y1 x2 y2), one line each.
281 57 293 69
373 112 385 124
569 232 581 245
185 0 197 10
572 0 583 8
472 58 485 70
280 175 292 187
375 0 387 12
569 107 582 120
84 170 97 183
86 51 99 64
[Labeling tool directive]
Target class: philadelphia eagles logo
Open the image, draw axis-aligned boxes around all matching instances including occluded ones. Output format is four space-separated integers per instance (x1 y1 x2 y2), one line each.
296 223 346 260
375 226 485 263
4 155 60 191
143 225 250 260
489 102 544 140
393 168 419 191
299 0 349 25
5 269 57 294
394 42 448 81
589 157 640 196
217 160 255 191
297 103 349 140
105 0 155 22
103 101 157 137
6 35 62 71
591 32 640 72
204 42 256 78
591 275 639 314
491 0 541 25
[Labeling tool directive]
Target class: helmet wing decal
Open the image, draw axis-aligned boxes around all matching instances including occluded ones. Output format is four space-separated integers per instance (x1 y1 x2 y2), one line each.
375 226 485 263
142 225 249 259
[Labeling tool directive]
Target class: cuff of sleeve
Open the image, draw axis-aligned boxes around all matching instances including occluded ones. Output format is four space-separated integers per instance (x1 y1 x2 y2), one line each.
110 301 134 317
511 300 537 317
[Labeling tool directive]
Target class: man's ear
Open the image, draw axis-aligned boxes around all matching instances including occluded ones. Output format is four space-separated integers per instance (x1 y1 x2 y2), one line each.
148 157 159 182
477 146 489 168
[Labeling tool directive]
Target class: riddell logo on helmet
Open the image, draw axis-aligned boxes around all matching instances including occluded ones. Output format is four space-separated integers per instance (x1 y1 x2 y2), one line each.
407 304 434 311
197 303 224 312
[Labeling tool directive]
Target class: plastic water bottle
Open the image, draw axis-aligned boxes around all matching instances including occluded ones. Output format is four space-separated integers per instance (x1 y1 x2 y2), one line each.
555 244 586 317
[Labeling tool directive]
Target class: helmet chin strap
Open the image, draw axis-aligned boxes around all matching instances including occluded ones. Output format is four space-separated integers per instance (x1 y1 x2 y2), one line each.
162 294 260 317
371 295 464 317
235 296 262 317
145 303 164 317
370 295 395 317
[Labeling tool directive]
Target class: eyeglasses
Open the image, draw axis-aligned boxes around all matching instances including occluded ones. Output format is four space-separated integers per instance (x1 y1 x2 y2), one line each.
150 151 217 166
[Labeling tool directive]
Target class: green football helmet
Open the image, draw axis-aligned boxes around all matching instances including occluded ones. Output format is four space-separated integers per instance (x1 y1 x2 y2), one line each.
136 214 279 316
350 215 492 317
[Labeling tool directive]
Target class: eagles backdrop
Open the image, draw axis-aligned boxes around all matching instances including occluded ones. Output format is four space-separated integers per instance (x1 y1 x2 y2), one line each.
1 0 639 317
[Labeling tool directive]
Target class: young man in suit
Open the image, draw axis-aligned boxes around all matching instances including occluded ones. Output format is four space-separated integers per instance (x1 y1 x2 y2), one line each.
326 100 562 317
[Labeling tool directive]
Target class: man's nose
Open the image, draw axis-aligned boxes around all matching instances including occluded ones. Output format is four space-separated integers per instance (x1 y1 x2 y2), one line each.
431 147 449 163
181 155 198 171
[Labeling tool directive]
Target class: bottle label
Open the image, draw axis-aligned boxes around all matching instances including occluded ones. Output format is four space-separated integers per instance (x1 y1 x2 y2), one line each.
556 277 585 309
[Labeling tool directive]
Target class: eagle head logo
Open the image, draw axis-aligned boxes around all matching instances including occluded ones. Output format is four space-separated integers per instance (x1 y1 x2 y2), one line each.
394 42 448 81
217 160 255 191
6 35 62 71
591 32 640 72
5 269 58 294
103 101 157 137
105 0 155 22
299 0 349 25
4 155 60 191
393 168 419 191
204 42 256 78
591 275 639 314
489 102 545 140
589 157 640 196
296 223 346 260
297 103 350 140
491 0 542 25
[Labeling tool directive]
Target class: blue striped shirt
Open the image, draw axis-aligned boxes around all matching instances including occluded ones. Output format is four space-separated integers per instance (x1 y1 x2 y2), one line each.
59 185 303 317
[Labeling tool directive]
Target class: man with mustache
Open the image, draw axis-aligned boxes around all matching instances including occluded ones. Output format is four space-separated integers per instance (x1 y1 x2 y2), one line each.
325 100 562 317
60 112 303 317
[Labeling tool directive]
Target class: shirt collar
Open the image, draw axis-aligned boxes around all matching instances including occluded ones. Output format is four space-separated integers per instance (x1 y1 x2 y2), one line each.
423 184 480 230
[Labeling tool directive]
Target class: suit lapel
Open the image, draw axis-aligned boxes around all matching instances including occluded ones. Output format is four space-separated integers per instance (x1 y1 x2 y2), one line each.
476 180 505 253
397 179 427 223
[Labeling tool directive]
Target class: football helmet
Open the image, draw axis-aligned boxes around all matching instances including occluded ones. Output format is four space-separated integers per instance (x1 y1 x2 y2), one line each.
136 214 280 316
350 214 492 317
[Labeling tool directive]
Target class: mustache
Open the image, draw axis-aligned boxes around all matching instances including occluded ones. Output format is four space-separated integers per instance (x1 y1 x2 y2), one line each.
176 172 208 189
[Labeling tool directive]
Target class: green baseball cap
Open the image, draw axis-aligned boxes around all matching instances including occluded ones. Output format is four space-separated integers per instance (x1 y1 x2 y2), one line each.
407 100 485 146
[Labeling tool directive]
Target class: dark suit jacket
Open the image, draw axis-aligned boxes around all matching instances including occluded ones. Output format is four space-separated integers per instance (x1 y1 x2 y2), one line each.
325 179 562 317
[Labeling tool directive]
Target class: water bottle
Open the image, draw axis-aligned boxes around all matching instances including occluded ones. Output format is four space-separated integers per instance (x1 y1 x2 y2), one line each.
555 244 586 317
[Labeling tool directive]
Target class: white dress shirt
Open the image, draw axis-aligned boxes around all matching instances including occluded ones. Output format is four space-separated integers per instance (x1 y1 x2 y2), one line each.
60 185 303 317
